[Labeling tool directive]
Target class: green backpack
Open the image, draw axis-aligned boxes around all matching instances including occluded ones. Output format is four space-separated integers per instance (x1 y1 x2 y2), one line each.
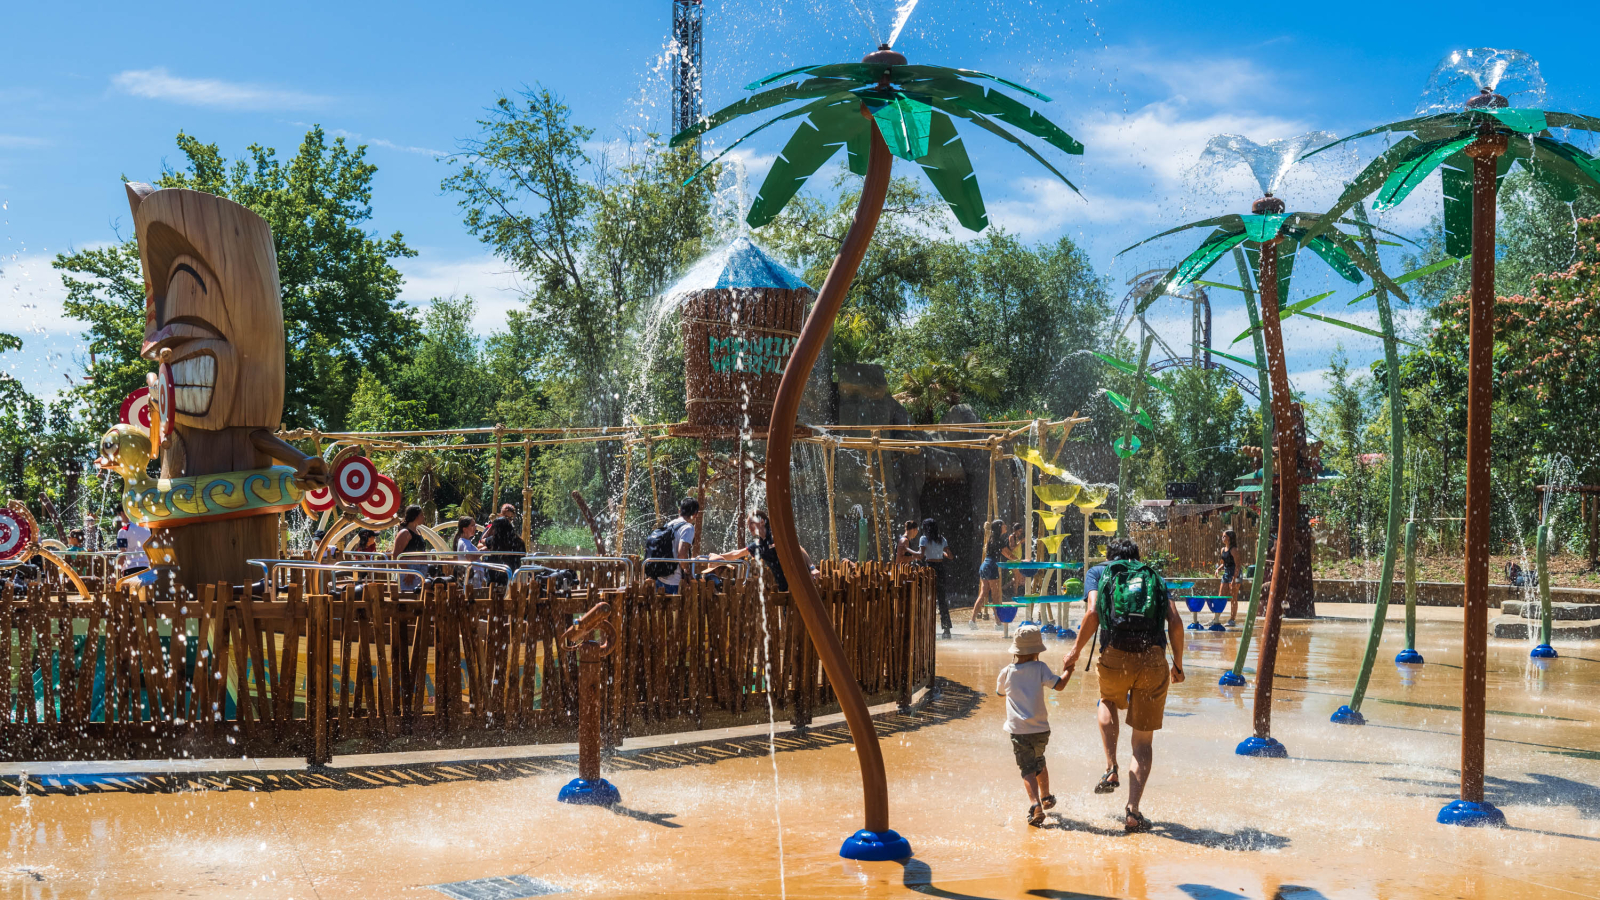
1095 560 1169 651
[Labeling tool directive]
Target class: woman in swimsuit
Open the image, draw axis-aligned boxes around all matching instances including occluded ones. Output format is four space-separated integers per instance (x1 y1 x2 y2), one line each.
1216 528 1239 625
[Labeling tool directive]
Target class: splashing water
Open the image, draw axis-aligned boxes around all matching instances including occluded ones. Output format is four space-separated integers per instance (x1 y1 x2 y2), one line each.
1196 131 1339 198
757 581 787 898
886 0 919 47
1415 48 1546 115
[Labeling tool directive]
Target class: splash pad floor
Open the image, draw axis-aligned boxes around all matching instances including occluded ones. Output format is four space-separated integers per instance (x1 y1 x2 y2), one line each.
2 614 1597 899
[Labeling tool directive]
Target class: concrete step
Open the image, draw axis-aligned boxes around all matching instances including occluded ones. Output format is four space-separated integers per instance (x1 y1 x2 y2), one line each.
1497 600 1600 620
1490 615 1600 640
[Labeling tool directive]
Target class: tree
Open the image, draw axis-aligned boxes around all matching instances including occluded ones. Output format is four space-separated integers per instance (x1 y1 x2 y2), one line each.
393 296 491 430
680 44 1084 855
54 128 419 430
892 352 1001 424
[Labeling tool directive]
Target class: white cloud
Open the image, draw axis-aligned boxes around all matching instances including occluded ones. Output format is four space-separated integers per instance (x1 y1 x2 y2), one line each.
397 253 525 333
325 128 445 157
1104 47 1282 108
0 135 48 149
0 251 89 339
1077 100 1311 188
111 68 331 111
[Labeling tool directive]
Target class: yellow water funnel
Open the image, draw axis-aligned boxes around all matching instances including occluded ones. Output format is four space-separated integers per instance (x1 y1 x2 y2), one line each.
1034 483 1082 508
1092 518 1118 533
1074 483 1110 510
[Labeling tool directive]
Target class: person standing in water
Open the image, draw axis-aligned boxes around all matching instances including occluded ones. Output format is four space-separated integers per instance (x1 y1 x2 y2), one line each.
1216 528 1239 625
971 519 1005 626
919 517 954 639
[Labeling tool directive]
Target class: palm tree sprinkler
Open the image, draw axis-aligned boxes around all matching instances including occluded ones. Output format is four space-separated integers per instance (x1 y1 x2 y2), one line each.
1301 48 1600 827
1120 169 1409 761
672 45 1082 860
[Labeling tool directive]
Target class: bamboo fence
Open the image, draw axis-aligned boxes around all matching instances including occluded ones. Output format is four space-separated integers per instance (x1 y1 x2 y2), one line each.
0 562 934 763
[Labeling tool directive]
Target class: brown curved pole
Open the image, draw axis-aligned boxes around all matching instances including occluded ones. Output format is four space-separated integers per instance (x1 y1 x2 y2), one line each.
766 115 894 833
1460 129 1507 803
1250 239 1300 739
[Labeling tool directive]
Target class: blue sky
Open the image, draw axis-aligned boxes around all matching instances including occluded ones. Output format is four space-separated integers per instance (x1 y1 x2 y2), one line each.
3 0 1597 405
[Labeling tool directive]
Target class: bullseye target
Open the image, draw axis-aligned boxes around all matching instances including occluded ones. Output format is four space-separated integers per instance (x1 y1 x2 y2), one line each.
0 506 35 561
119 387 153 431
333 455 379 506
151 364 176 451
358 475 401 522
301 485 336 516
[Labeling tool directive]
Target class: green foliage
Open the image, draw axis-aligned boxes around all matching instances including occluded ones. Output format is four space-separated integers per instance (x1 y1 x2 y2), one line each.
155 128 420 428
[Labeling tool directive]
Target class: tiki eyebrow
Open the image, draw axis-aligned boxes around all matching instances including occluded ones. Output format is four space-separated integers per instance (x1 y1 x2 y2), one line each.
172 263 208 292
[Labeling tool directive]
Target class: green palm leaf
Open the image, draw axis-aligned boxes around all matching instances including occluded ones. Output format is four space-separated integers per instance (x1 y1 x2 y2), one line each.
671 78 866 147
1296 311 1419 346
1210 347 1261 370
907 77 1083 155
1528 138 1600 202
1544 112 1600 132
1243 241 1298 303
1300 136 1426 244
1090 352 1172 394
1172 228 1251 287
916 110 987 231
748 101 868 226
1302 113 1469 159
682 91 861 185
1241 213 1288 243
1230 290 1336 344
1344 255 1468 305
1371 137 1476 211
1117 214 1243 256
907 91 1079 192
863 91 933 160
1302 235 1363 283
1483 108 1548 134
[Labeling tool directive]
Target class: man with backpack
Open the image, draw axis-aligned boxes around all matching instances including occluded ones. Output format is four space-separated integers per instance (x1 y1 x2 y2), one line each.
644 497 700 595
1060 536 1185 833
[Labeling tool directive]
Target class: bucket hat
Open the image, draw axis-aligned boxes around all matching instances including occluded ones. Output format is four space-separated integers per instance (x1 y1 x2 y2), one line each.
1009 624 1046 656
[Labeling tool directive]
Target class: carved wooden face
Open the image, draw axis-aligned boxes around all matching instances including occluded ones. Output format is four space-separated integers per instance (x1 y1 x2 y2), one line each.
129 185 285 431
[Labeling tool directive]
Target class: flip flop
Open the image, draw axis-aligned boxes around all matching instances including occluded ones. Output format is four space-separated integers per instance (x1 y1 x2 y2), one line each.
1094 767 1119 794
1124 807 1151 833
1027 803 1046 827
1040 794 1056 811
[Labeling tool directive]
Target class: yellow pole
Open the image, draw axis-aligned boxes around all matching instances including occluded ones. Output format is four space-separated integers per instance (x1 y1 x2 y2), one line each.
646 433 661 526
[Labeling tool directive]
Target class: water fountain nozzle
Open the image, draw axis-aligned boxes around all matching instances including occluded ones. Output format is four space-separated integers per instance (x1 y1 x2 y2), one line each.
1465 87 1509 110
862 45 907 67
1251 194 1286 215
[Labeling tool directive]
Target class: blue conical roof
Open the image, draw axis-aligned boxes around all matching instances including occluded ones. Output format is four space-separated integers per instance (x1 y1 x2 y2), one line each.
665 236 813 295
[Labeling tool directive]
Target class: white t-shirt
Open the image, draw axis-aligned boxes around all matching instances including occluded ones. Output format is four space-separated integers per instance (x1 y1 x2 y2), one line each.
118 523 151 570
995 660 1059 734
457 535 484 588
920 535 948 561
657 519 696 587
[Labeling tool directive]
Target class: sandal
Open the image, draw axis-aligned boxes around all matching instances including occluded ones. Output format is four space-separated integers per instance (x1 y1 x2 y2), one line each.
1124 807 1151 833
1040 794 1056 811
1027 803 1045 827
1094 766 1119 794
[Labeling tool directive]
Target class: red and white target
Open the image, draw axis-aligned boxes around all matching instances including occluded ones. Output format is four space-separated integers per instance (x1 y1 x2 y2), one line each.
0 507 35 561
151 364 176 450
302 485 336 514
358 474 401 522
333 455 380 507
119 387 153 431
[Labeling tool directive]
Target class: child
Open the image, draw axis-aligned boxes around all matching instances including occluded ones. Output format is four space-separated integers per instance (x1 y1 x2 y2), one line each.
995 625 1068 826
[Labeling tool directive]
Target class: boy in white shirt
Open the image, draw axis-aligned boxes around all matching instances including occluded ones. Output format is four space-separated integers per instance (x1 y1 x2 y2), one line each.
996 625 1068 826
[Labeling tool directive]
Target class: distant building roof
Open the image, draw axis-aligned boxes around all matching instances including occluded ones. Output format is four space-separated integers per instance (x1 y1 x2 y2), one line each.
664 236 813 295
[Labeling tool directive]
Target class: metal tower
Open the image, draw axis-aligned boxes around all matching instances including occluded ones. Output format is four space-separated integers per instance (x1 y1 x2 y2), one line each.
671 0 704 142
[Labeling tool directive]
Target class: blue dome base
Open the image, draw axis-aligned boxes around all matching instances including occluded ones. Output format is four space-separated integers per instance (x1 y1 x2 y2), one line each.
839 829 913 861
1218 671 1247 687
557 777 620 806
1395 648 1425 665
1530 643 1557 659
1236 735 1288 758
1208 622 1227 632
1056 627 1077 639
1437 799 1506 827
1330 705 1366 726
1186 622 1206 631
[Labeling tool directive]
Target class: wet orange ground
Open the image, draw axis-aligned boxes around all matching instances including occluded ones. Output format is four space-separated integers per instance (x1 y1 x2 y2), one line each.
2 607 1597 899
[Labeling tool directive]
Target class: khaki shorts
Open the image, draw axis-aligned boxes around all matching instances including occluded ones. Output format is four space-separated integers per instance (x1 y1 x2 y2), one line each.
1096 646 1171 731
1009 730 1050 777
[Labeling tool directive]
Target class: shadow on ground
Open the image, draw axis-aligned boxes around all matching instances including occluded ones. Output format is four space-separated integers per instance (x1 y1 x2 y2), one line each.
0 679 982 798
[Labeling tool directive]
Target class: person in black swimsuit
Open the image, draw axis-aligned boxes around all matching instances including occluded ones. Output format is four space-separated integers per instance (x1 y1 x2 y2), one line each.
1216 528 1239 625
